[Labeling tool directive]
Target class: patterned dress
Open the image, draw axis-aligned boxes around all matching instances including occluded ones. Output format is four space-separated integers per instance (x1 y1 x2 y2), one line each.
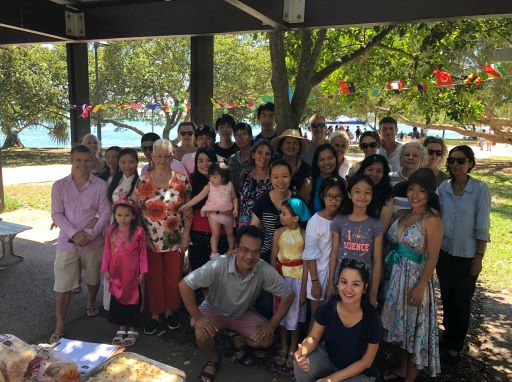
381 215 441 377
238 169 272 227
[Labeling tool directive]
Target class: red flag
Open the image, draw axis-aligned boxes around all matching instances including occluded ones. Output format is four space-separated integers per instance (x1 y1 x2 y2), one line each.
339 81 356 94
485 63 504 79
387 80 405 90
248 101 255 110
434 69 453 86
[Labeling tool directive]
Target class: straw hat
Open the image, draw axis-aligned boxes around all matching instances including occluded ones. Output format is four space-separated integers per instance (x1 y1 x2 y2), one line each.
271 129 309 153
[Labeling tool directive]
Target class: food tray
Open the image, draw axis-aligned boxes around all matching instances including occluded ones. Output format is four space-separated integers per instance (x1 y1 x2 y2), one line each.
82 352 186 381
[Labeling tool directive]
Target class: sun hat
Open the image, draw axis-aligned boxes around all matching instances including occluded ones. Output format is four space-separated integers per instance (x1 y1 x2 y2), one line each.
271 129 309 153
393 168 440 211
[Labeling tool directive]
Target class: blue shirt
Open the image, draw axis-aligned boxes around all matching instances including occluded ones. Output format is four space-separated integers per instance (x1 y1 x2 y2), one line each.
438 177 491 258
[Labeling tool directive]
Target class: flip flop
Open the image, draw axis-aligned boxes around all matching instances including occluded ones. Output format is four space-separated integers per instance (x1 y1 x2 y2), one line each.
112 331 127 346
123 331 139 347
86 305 100 317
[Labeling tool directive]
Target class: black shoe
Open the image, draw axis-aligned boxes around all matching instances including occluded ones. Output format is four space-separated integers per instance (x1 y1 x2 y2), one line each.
441 349 461 365
144 318 160 335
166 314 180 330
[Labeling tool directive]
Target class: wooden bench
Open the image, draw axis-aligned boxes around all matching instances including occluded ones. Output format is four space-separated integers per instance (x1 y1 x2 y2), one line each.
0 220 32 269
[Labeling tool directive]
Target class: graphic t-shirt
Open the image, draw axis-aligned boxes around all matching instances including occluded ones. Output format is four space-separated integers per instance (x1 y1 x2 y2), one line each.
331 215 383 280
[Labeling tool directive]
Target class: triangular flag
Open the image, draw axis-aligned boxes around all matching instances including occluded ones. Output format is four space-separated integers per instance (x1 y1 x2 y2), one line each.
485 63 504 79
434 69 453 86
247 101 255 110
92 105 101 113
387 80 405 90
226 101 236 109
463 74 483 85
101 104 108 110
339 81 356 94
412 83 428 93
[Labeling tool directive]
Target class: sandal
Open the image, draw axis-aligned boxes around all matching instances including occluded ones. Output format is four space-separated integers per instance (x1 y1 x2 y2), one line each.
228 335 255 366
71 286 82 294
285 351 294 369
378 371 404 382
112 331 126 346
86 305 100 317
273 349 286 367
197 358 221 382
48 331 65 344
123 330 139 347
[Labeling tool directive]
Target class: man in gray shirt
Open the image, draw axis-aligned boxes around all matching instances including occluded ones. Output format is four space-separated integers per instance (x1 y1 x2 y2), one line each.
179 225 294 381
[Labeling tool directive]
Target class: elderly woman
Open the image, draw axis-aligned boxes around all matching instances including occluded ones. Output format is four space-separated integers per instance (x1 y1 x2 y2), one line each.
238 140 273 227
437 145 491 365
422 136 448 187
228 122 253 193
271 129 311 198
173 121 197 161
329 130 351 178
132 139 191 335
82 133 106 174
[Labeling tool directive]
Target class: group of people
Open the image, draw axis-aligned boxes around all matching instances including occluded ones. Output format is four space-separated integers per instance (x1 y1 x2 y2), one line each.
48 104 491 382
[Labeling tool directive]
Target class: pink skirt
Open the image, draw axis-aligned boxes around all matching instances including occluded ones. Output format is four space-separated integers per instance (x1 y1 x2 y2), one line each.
208 213 236 227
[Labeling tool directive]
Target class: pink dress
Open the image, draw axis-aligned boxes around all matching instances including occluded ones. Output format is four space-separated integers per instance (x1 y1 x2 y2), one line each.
201 181 235 227
101 225 148 305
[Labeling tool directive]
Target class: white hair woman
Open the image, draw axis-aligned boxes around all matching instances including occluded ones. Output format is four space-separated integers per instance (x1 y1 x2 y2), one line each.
81 133 106 174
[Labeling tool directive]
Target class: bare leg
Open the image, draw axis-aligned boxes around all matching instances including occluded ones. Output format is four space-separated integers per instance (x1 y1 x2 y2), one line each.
382 348 407 380
207 217 221 254
224 224 235 252
404 352 419 382
279 326 288 355
86 283 100 307
195 327 220 375
289 328 299 354
55 291 71 334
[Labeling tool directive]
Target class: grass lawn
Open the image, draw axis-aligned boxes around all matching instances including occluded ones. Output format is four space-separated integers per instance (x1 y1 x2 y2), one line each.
3 182 53 212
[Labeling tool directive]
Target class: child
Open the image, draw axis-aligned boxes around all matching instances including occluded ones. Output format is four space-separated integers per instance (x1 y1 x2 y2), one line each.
179 162 238 258
303 176 346 324
101 199 148 346
271 198 311 369
328 174 383 307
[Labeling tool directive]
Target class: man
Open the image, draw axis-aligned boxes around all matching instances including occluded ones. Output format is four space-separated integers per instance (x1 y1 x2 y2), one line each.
301 113 328 166
254 102 276 142
181 124 223 175
179 226 294 381
49 145 111 343
213 114 238 159
378 116 402 172
140 132 188 176
227 122 253 192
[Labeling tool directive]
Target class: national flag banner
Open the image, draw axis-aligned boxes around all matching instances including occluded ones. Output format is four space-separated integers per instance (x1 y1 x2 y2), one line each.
92 105 101 113
485 63 505 79
225 101 236 109
463 74 483 85
339 81 356 94
434 69 453 86
247 101 255 110
387 80 405 91
412 83 428 93
367 89 379 98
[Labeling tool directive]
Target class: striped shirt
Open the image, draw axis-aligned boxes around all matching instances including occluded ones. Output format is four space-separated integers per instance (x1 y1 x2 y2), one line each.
252 192 282 262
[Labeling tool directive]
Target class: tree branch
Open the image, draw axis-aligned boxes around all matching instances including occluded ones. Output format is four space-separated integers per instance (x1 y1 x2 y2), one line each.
376 43 417 61
102 119 145 136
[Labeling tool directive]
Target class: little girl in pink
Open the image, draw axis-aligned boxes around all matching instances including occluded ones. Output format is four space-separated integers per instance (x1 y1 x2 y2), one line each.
180 163 238 258
101 199 148 346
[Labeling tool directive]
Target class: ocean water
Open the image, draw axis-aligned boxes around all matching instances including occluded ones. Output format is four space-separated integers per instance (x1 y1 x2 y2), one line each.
2 120 464 148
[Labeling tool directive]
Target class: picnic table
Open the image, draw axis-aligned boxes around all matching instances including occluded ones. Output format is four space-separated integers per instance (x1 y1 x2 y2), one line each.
0 220 32 269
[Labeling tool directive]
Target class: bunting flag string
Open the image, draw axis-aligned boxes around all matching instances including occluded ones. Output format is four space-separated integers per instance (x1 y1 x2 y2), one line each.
71 62 505 119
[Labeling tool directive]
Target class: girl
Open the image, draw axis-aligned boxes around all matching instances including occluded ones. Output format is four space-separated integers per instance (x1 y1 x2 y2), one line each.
108 148 139 203
180 162 238 258
294 258 381 382
304 176 346 324
101 199 148 346
271 198 311 369
381 168 442 380
328 174 383 307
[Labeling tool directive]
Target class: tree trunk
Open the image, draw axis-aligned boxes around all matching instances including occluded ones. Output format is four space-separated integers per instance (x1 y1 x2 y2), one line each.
2 132 24 149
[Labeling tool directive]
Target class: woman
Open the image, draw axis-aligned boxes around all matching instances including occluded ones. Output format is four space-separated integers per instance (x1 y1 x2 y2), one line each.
108 148 139 203
250 159 293 319
81 133 105 174
437 145 491 365
271 129 311 199
185 147 228 271
294 258 381 382
302 143 342 215
132 139 191 335
227 122 253 193
422 136 448 187
238 140 273 227
359 131 381 158
381 168 442 381
355 154 393 231
173 121 197 161
329 130 351 179
98 146 121 184
390 142 428 186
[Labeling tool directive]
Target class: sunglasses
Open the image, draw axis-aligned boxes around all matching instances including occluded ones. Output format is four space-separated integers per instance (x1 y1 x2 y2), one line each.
360 142 378 150
428 149 443 156
141 145 153 152
447 157 469 165
310 123 326 129
180 131 194 137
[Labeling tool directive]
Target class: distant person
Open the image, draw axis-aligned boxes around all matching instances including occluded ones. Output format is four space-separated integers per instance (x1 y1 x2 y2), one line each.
173 121 197 161
179 226 294 382
301 113 328 166
478 130 486 151
345 127 354 142
140 132 188 176
49 144 111 344
378 116 402 172
213 114 238 159
355 126 362 142
254 102 276 142
81 133 105 175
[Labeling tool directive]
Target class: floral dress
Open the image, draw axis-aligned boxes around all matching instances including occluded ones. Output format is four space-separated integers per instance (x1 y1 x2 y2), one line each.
238 169 272 227
133 171 191 252
381 215 441 377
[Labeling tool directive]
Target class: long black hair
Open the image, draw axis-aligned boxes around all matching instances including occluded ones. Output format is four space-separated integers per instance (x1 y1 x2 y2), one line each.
191 147 218 209
309 143 340 213
318 176 347 210
355 154 391 217
98 146 121 181
340 174 378 218
108 148 139 203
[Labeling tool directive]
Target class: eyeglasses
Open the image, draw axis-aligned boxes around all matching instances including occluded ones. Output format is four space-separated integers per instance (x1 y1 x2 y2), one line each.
310 123 326 129
360 142 378 150
447 157 469 165
428 149 443 156
180 131 194 137
238 246 261 257
141 145 153 152
324 193 343 202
